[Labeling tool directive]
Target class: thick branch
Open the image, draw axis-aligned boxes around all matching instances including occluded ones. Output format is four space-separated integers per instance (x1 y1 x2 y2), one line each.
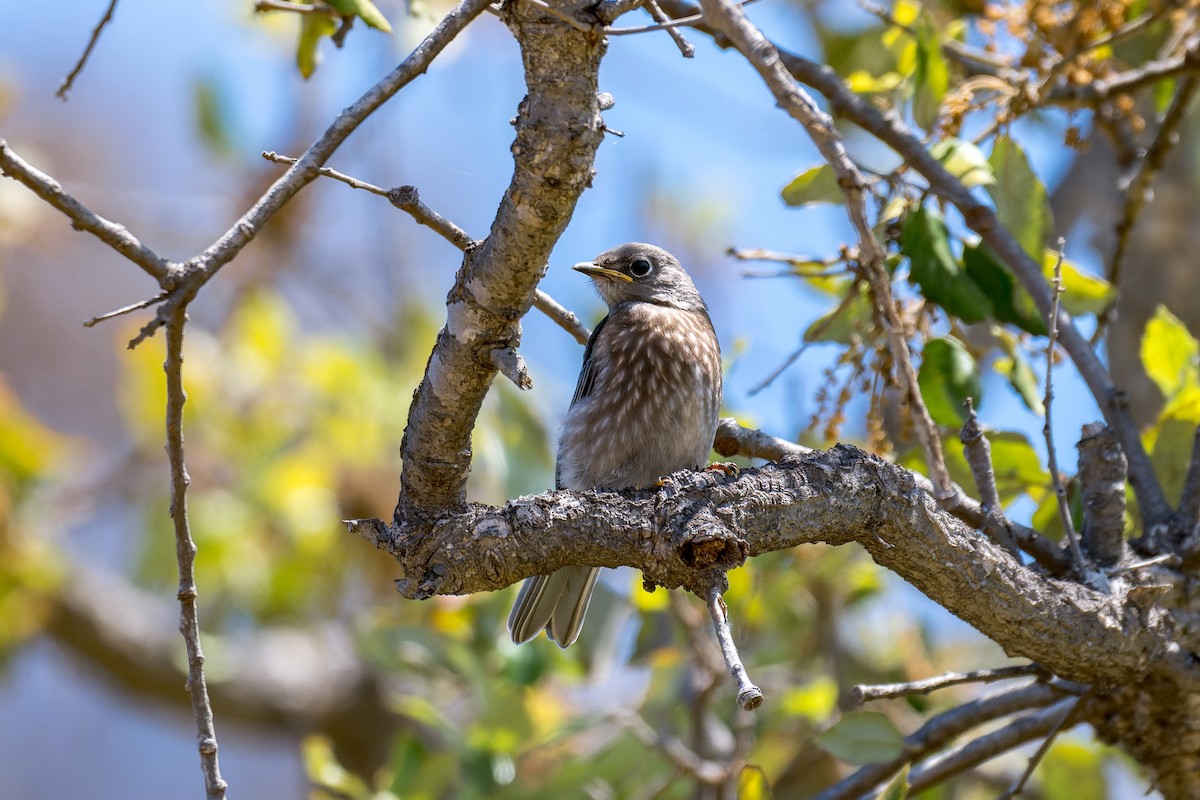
396 6 606 515
351 446 1198 689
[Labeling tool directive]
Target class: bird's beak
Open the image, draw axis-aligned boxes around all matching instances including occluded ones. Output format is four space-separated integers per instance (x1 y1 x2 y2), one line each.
573 262 633 282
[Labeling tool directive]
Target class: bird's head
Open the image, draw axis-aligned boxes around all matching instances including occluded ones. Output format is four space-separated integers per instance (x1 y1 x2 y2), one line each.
573 243 706 312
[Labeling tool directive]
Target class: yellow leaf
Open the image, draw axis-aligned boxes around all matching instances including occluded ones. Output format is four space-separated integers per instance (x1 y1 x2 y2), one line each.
1141 305 1199 402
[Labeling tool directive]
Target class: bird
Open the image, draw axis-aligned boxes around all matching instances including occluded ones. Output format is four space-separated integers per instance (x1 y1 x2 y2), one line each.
507 243 723 647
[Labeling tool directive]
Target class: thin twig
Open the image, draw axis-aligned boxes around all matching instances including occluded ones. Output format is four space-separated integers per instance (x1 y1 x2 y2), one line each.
164 305 228 800
606 0 757 35
0 139 173 281
1107 552 1180 577
814 682 1070 800
261 152 592 345
523 0 595 32
852 664 1044 704
1044 241 1088 576
907 698 1080 794
533 290 591 346
997 698 1081 800
712 418 810 461
727 246 842 270
644 0 695 57
617 711 728 785
960 399 1020 556
706 585 763 710
490 346 533 390
255 0 337 15
83 292 168 328
57 0 120 100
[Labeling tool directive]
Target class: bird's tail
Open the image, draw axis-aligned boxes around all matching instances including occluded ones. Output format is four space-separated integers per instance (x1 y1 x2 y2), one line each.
507 566 600 648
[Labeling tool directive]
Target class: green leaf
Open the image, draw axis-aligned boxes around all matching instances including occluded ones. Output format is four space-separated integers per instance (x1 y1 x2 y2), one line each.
930 139 994 188
816 712 906 765
805 287 871 344
962 242 1047 335
325 0 393 31
1044 252 1116 316
912 18 949 130
1150 403 1200 507
996 351 1045 415
1040 740 1107 800
1140 305 1199 401
902 205 993 322
297 14 337 79
986 430 1051 501
917 336 981 426
880 766 910 800
989 137 1052 261
781 165 845 207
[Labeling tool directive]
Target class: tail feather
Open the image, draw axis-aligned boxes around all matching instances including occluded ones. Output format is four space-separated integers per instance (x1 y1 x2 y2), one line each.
508 566 600 648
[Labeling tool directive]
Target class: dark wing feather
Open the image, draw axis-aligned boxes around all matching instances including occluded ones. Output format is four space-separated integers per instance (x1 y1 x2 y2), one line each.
570 314 609 408
556 314 609 490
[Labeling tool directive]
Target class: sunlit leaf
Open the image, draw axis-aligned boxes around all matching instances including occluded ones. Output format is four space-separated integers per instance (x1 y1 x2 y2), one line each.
805 287 871 344
781 676 839 722
303 735 372 799
781 165 845 207
913 18 949 130
902 206 993 322
1040 740 1106 800
917 336 981 426
1044 252 1116 317
816 711 906 764
847 70 904 93
930 139 994 188
325 0 393 31
738 765 773 800
989 137 1052 261
1140 305 1199 401
880 766 910 800
297 14 337 79
995 352 1045 415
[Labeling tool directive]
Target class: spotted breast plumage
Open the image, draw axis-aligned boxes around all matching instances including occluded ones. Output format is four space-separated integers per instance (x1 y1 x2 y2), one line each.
508 243 723 647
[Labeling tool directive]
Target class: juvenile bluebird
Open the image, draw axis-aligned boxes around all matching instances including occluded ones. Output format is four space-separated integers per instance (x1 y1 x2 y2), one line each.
508 243 723 647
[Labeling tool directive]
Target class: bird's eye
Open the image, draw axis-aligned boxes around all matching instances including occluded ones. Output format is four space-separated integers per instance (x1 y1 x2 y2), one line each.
629 258 653 278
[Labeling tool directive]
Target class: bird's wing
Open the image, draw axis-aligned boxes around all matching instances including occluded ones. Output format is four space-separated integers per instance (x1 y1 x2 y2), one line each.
556 313 609 491
570 313 609 408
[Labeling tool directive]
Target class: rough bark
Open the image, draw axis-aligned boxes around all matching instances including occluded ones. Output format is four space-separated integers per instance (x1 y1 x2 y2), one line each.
396 3 607 517
355 445 1198 691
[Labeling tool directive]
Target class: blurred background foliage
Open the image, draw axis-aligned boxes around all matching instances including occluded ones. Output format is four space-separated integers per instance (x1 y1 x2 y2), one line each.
2 0 1199 797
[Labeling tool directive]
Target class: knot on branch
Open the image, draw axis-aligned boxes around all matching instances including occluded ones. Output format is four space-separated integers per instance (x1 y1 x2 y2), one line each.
677 507 748 571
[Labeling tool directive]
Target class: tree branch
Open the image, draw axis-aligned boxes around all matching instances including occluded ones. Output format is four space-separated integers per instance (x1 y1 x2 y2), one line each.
56 0 120 100
908 698 1080 793
815 681 1070 800
0 139 174 281
164 305 227 800
697 0 959 517
651 0 1173 532
351 446 1200 690
396 3 606 516
1077 423 1129 566
852 664 1045 704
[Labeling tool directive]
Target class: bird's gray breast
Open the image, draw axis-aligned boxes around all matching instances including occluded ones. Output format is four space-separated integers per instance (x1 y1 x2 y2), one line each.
557 302 722 491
